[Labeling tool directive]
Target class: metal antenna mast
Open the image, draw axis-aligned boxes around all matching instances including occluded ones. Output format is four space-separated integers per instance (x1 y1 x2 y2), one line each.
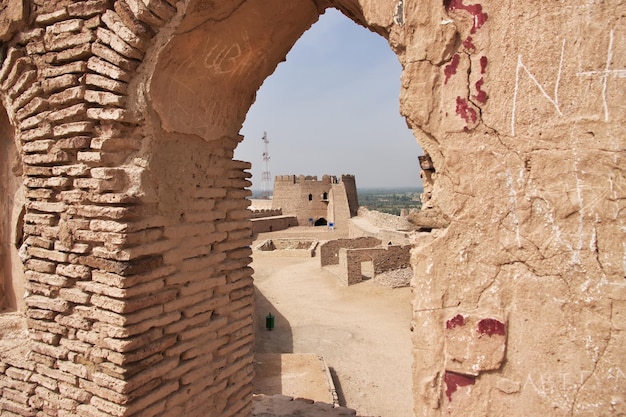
261 132 272 199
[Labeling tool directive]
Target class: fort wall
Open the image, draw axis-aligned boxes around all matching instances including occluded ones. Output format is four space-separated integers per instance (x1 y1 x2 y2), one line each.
0 1 622 416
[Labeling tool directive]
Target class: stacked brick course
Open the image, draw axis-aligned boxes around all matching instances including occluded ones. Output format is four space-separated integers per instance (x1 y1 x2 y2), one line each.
0 1 255 416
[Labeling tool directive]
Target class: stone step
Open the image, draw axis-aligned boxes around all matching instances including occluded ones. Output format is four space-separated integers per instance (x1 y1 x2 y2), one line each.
252 394 379 417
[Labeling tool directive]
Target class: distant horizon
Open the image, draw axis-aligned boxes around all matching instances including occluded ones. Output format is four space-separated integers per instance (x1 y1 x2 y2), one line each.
248 184 424 195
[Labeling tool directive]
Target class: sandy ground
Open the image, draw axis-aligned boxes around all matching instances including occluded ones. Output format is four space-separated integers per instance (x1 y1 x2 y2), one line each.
252 227 415 417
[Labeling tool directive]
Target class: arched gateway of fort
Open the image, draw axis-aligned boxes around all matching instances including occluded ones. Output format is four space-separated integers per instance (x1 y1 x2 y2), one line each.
0 0 624 416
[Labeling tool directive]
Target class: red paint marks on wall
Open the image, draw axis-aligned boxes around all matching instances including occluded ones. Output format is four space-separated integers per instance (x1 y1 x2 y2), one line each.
473 78 487 104
446 314 466 329
456 96 477 124
463 36 475 51
479 55 488 74
444 371 476 401
477 318 506 336
444 0 488 33
444 54 461 84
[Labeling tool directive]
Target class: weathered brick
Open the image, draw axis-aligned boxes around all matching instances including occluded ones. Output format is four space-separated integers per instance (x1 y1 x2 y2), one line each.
124 0 165 26
28 329 61 344
44 30 96 52
96 27 143 60
1 56 32 91
91 288 177 315
35 385 79 410
92 41 139 71
13 82 43 110
85 89 127 107
41 73 79 94
5 366 33 382
41 61 88 79
30 340 70 359
84 14 99 27
0 374 37 394
26 40 46 54
23 151 71 165
76 403 117 417
27 246 69 263
87 107 136 123
90 395 127 416
25 270 69 287
79 254 163 276
2 386 31 405
35 9 70 25
56 313 92 330
59 136 93 151
19 123 53 142
16 96 49 121
126 380 178 415
8 69 37 99
47 18 84 35
23 224 60 240
52 162 90 177
114 0 155 40
67 0 108 17
24 176 73 188
48 103 89 123
24 294 70 313
83 73 127 94
87 56 131 82
19 110 51 130
28 350 57 367
0 47 23 84
0 397 37 416
24 258 57 272
56 360 89 378
56 263 91 279
58 381 92 403
101 10 148 50
77 277 164 299
53 121 95 137
46 43 93 63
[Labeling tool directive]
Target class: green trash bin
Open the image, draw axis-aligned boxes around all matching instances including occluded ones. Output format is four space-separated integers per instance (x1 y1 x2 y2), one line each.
265 313 275 331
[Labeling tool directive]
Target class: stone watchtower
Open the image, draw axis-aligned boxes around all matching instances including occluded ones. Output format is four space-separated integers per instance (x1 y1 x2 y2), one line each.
271 174 358 228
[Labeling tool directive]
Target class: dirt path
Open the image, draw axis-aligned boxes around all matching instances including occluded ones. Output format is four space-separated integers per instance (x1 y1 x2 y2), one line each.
252 249 414 417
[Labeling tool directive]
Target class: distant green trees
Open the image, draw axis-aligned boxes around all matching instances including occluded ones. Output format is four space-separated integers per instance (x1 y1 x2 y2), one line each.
357 188 423 215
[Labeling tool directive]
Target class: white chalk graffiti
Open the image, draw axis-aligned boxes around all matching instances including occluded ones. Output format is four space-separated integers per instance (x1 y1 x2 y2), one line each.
511 40 565 137
577 30 626 122
511 30 625 136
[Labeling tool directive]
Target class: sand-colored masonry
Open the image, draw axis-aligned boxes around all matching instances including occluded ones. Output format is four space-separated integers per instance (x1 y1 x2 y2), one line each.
0 1 624 416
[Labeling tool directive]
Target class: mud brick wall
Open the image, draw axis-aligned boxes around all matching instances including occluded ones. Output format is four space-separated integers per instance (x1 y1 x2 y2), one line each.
338 245 411 286
319 237 381 267
250 216 297 235
249 209 282 219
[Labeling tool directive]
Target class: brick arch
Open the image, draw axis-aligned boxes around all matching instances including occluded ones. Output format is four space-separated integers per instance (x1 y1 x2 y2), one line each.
0 1 417 415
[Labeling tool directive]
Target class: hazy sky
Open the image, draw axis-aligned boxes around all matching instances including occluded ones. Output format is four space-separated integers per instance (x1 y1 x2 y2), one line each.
235 8 423 190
